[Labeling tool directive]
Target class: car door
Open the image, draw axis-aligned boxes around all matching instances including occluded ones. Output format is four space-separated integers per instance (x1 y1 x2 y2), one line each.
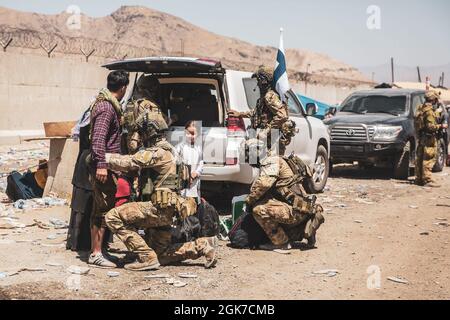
284 90 314 164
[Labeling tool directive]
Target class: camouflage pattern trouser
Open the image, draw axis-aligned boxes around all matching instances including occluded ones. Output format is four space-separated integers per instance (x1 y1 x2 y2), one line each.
105 202 211 265
252 198 322 246
415 137 437 185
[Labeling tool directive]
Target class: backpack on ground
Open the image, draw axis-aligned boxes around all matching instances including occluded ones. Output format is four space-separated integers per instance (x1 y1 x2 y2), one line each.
171 200 220 243
171 215 202 243
6 170 44 202
228 212 270 249
197 200 221 238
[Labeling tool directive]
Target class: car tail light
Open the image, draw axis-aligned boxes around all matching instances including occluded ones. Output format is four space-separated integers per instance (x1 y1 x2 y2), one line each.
227 116 246 133
226 157 238 166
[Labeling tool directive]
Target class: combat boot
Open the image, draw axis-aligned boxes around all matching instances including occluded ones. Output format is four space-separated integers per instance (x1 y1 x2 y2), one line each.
425 182 441 188
124 254 160 271
203 236 219 269
305 208 325 249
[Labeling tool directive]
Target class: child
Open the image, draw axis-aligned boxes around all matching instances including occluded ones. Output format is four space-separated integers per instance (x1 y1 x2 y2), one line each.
175 121 204 205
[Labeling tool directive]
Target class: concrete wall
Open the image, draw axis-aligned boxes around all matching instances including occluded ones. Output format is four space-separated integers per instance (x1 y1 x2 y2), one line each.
291 81 372 106
0 52 372 144
0 52 108 144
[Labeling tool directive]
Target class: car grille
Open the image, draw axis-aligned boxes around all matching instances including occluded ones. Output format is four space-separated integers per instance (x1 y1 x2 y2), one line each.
331 125 368 142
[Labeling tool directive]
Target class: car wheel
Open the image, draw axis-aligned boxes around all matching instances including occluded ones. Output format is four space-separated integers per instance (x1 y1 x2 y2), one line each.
432 138 445 172
393 141 410 180
305 145 329 194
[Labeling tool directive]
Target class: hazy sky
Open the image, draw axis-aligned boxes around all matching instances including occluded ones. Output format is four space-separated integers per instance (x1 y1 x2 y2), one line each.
1 0 449 68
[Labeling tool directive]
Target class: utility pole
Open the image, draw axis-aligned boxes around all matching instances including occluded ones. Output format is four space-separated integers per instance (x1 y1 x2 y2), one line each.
391 57 395 84
442 72 445 87
305 63 311 95
417 66 422 83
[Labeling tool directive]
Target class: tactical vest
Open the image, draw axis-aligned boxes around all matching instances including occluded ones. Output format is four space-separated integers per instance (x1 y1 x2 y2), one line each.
139 141 190 203
273 155 314 213
414 103 437 137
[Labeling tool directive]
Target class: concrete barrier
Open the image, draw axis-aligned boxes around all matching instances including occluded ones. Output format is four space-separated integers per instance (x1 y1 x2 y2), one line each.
0 52 108 144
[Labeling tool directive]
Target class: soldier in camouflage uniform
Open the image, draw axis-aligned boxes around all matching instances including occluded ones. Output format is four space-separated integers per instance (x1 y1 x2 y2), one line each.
104 111 218 271
414 90 443 187
244 139 325 251
123 75 172 155
228 65 295 155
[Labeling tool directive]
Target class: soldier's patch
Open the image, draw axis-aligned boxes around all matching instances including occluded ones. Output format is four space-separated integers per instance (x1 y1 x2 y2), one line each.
261 157 280 176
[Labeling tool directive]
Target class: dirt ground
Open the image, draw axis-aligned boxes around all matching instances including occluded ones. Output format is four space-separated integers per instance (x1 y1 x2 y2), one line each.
1 144 449 300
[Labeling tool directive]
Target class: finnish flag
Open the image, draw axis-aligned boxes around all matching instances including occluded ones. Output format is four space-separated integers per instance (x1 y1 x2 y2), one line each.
274 28 290 102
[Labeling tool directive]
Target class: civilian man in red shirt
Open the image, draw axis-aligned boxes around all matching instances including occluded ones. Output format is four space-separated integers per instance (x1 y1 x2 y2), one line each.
89 70 129 268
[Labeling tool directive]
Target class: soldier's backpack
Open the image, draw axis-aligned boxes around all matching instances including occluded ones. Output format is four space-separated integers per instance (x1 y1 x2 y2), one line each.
197 200 221 238
171 200 220 243
171 215 202 243
228 212 270 249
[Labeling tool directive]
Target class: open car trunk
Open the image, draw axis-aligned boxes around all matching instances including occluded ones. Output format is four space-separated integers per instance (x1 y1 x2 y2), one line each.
103 57 228 165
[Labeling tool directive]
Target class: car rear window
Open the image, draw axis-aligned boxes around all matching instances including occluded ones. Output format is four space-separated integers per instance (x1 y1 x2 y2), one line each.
341 95 407 115
160 83 221 127
242 78 259 109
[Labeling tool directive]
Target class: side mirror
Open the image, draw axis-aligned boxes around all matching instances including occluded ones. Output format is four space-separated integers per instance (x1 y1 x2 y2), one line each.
306 103 318 116
327 106 338 116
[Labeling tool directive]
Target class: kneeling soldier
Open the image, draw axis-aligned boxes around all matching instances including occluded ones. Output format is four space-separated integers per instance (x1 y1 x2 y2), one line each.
245 139 325 251
104 111 218 271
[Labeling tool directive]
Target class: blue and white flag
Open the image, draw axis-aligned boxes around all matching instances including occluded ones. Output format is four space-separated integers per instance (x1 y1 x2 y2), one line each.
274 28 290 102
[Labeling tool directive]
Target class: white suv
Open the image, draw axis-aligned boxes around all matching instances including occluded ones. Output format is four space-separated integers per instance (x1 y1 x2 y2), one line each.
104 57 330 195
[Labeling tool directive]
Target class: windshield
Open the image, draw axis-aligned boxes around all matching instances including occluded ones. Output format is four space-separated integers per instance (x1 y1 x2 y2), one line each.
341 95 407 115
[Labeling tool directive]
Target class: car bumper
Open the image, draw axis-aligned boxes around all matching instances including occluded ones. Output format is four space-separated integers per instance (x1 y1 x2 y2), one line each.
201 163 256 184
330 141 404 162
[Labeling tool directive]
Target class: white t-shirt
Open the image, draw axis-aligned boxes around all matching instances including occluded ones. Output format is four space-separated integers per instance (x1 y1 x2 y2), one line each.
175 142 204 201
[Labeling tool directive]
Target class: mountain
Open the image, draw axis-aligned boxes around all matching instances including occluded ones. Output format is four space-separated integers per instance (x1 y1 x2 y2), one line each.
0 5 371 85
359 63 450 87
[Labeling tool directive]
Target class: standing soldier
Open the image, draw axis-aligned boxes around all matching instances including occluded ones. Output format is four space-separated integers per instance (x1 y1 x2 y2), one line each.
228 65 296 155
414 90 443 187
244 139 325 251
104 111 218 271
433 94 449 165
123 75 173 155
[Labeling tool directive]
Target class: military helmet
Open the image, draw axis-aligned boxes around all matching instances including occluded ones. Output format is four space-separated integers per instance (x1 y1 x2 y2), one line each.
425 90 439 102
252 65 274 85
245 138 268 167
135 75 160 99
135 109 168 140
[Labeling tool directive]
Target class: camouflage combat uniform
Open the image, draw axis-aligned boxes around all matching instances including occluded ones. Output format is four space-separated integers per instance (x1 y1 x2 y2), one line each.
104 138 217 271
414 91 441 186
123 99 165 154
233 66 294 155
246 153 324 247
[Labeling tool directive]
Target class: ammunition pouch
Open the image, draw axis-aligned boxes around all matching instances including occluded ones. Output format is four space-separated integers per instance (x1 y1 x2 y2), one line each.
139 169 154 202
283 154 313 180
176 197 198 220
292 194 317 215
150 188 178 209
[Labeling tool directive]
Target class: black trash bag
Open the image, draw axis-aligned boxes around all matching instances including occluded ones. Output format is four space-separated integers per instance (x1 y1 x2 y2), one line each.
228 212 270 249
6 170 43 202
197 200 220 238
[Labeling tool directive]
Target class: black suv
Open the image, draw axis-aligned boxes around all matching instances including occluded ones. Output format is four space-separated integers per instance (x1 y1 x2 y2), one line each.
324 89 447 179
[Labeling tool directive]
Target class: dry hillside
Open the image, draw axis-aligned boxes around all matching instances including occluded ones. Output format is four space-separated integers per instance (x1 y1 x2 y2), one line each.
0 5 371 85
